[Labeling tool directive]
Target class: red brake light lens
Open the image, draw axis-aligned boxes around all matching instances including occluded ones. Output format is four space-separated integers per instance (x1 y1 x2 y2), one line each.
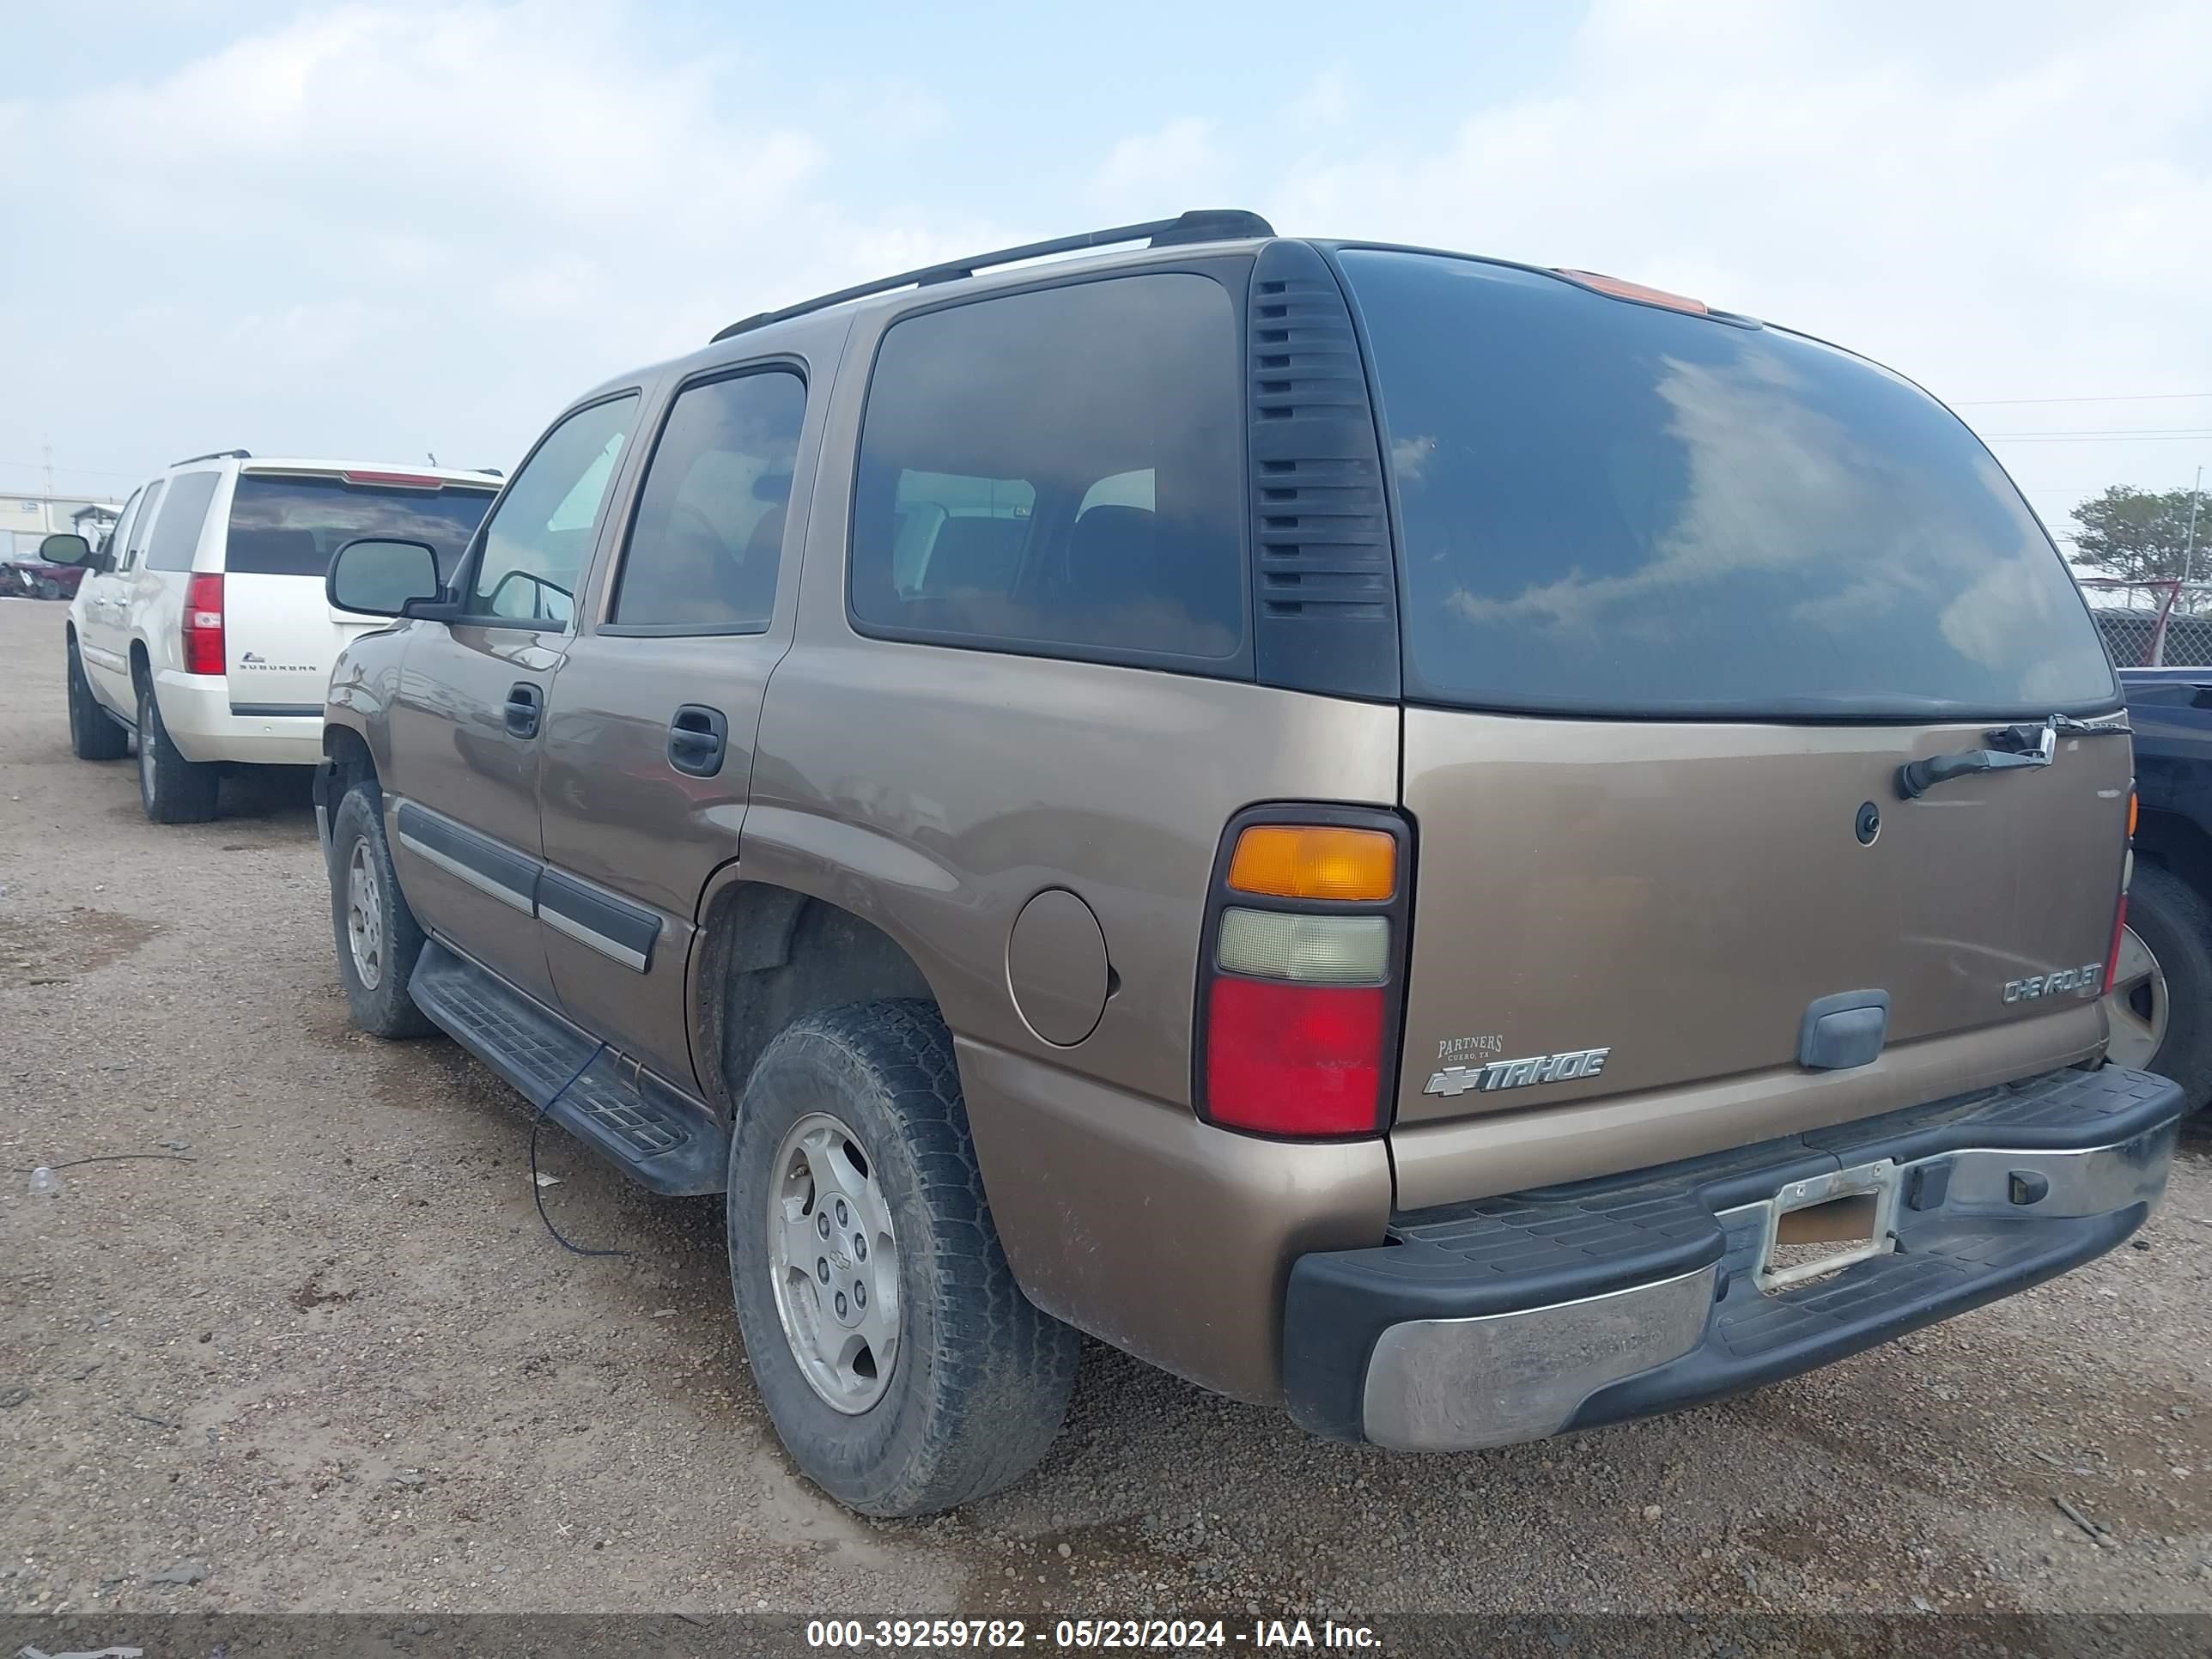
1553 269 1710 314
341 471 445 489
182 573 225 675
2105 787 2136 994
1204 977 1385 1137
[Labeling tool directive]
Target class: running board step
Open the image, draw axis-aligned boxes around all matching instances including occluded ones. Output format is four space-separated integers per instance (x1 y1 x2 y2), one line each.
409 940 727 1196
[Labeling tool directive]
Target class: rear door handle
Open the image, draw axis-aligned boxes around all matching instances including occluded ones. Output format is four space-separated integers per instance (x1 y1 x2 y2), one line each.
504 682 543 739
667 704 728 777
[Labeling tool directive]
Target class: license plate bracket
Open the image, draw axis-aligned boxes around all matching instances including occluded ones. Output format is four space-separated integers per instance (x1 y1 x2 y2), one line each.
1755 1158 1901 1293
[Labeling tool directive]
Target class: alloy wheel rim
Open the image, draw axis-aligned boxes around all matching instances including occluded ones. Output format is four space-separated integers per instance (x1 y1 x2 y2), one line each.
766 1111 901 1414
345 840 385 991
2103 924 2166 1070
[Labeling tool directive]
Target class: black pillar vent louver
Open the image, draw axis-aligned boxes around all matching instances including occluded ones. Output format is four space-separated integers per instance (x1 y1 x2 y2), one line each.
1246 240 1400 701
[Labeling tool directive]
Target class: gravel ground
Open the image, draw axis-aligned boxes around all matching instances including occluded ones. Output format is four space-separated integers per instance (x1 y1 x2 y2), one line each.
2 595 2209 1626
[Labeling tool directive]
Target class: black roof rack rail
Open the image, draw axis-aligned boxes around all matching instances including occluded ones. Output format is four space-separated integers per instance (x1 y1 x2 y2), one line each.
172 448 252 465
708 209 1275 343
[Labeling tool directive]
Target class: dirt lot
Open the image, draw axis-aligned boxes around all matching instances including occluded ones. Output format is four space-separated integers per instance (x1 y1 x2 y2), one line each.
2 595 2209 1626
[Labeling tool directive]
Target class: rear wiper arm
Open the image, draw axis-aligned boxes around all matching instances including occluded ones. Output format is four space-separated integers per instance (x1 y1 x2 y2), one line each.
1896 713 2130 801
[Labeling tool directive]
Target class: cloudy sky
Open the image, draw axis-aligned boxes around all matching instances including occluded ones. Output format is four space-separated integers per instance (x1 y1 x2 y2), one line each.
5 0 2208 554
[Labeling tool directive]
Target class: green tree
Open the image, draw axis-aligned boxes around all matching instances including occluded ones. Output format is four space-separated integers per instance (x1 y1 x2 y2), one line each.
2069 484 2209 582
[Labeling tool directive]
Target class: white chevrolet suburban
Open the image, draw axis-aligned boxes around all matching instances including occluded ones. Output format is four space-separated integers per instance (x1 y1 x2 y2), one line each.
46 452 499 822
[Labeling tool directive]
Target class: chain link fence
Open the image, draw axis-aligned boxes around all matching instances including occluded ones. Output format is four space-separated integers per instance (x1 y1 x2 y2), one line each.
2079 578 2212 667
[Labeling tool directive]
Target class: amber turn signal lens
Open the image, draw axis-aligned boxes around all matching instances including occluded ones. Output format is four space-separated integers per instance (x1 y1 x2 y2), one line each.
1228 825 1396 902
2129 790 2139 839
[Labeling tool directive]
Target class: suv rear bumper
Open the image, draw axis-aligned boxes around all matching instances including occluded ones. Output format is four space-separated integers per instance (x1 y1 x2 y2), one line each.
1282 1064 2183 1450
153 668 323 766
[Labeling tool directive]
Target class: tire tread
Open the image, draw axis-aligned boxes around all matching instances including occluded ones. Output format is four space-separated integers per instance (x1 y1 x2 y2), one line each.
66 638 129 762
730 999 1078 1516
2122 860 2212 1113
329 785 434 1039
137 681 219 823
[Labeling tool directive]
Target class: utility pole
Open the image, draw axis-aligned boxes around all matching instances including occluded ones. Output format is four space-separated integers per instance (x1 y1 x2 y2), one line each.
2187 465 2204 586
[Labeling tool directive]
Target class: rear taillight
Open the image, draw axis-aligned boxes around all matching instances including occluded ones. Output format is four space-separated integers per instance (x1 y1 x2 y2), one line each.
1553 268 1711 313
1197 811 1410 1139
182 573 225 675
2104 787 2136 990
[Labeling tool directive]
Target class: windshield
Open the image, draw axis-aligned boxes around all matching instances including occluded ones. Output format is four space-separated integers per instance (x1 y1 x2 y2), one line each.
227 474 497 580
1338 249 2120 720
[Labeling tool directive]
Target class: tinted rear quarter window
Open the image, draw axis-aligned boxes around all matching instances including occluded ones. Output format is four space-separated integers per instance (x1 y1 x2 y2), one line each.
144 471 222 572
849 272 1246 665
226 475 498 579
1340 250 2118 719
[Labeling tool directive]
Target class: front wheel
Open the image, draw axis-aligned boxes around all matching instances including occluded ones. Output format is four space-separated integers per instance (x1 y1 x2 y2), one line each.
66 637 129 761
35 577 61 600
137 680 220 823
728 1000 1079 1516
328 785 434 1038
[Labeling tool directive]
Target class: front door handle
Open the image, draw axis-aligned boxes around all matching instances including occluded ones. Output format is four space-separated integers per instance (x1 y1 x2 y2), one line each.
667 704 728 777
504 681 543 739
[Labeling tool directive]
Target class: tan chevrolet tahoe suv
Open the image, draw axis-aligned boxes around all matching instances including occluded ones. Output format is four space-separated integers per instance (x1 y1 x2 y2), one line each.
314 210 2182 1517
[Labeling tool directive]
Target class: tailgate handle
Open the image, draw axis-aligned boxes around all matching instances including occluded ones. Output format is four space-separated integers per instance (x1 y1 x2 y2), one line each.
1798 989 1889 1071
667 704 727 777
503 682 543 739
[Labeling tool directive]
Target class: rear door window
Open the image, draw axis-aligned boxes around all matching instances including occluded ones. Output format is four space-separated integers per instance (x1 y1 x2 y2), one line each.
144 471 222 571
227 474 496 580
849 273 1246 665
611 369 805 631
1340 249 2120 720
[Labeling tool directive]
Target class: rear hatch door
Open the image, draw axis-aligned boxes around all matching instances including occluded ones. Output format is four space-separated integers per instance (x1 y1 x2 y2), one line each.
1331 250 2130 1138
222 469 498 709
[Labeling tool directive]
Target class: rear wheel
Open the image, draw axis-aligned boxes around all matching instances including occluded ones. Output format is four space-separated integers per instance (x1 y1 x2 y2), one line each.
328 785 434 1037
2106 861 2212 1111
66 637 129 761
727 1000 1079 1516
136 678 221 823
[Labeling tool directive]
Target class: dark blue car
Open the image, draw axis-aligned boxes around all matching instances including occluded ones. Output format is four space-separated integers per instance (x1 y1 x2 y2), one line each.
2113 666 2212 1109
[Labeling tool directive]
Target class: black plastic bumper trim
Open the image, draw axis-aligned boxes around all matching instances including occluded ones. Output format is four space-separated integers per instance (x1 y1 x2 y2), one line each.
1282 1064 2185 1443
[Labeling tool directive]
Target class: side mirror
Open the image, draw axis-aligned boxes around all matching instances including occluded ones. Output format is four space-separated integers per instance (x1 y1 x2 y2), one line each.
328 538 442 618
37 532 92 567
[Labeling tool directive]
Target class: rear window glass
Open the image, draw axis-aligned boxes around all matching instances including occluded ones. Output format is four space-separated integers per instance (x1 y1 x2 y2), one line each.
225 474 498 580
144 471 222 571
849 273 1245 665
1340 250 2120 719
